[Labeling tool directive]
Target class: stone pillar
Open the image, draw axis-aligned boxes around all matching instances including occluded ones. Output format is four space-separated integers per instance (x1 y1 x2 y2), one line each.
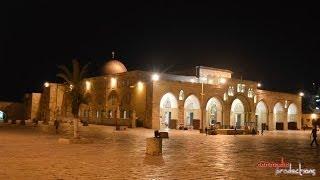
268 112 274 130
116 106 120 119
223 110 230 128
152 102 160 130
283 111 288 130
178 102 184 128
131 110 136 128
297 113 302 130
146 138 162 156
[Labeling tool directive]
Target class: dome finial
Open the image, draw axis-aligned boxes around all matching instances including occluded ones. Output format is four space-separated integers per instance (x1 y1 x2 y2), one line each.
112 51 115 59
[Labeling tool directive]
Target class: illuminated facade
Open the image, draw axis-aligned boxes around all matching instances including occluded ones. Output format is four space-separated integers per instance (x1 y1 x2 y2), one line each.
29 58 302 131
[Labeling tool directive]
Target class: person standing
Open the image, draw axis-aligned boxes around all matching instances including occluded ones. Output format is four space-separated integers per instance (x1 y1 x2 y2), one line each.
310 126 319 146
261 127 264 135
54 119 60 134
205 127 208 136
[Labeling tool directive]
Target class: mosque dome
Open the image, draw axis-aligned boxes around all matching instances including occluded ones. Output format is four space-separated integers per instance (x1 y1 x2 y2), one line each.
102 52 127 75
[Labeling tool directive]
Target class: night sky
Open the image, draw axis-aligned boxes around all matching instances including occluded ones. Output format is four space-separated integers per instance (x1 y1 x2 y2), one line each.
1 1 319 102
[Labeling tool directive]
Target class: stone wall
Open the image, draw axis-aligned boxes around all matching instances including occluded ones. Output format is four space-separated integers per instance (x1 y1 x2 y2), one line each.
0 101 25 120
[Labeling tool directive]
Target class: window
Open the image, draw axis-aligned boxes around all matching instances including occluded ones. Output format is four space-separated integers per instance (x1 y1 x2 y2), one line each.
228 86 234 96
237 84 246 93
164 97 172 108
248 88 254 98
254 95 257 104
101 110 106 118
108 94 117 105
179 90 184 100
108 110 113 118
124 111 127 119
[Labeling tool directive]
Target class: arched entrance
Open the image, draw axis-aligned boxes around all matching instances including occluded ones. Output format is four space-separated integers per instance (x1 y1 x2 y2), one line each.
230 98 245 129
288 103 298 130
160 92 178 130
255 101 268 131
0 111 6 121
184 95 201 129
206 97 222 128
273 102 284 130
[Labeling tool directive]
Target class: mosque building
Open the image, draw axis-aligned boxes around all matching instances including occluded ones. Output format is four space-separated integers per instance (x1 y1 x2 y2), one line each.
25 55 302 131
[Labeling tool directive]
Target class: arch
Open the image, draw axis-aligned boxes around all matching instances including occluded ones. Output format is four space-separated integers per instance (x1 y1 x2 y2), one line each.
159 92 178 130
273 102 284 130
0 111 6 121
288 103 298 130
255 100 268 131
184 95 201 128
160 92 178 109
230 98 245 129
205 97 223 127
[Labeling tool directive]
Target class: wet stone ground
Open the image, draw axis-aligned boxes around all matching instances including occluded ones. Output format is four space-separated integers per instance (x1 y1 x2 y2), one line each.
0 123 320 179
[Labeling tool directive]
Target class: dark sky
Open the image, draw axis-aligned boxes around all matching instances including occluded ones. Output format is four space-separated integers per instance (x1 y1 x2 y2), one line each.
1 1 319 101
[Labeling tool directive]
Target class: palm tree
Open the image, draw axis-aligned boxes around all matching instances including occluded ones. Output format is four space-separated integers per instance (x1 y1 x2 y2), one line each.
57 59 89 138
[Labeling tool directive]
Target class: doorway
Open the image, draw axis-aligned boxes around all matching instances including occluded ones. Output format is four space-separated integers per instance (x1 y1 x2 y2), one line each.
235 114 241 129
162 111 171 129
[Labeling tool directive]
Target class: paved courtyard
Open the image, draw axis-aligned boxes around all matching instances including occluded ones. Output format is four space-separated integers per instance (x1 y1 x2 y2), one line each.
0 123 319 179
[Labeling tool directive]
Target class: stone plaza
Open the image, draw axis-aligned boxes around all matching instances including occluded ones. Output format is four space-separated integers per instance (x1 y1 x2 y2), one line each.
0 123 319 179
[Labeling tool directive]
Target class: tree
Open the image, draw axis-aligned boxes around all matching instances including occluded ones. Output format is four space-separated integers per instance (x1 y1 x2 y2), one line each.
57 59 89 138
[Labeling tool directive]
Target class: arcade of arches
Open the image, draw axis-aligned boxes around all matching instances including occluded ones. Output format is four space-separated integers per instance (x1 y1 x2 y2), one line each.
157 92 301 131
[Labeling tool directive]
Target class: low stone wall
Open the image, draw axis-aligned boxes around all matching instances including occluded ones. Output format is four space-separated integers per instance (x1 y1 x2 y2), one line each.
217 129 245 135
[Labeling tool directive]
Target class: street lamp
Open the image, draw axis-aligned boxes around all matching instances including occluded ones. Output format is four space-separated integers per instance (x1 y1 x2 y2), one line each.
44 82 50 88
199 77 207 132
257 83 262 88
152 73 160 81
299 92 304 97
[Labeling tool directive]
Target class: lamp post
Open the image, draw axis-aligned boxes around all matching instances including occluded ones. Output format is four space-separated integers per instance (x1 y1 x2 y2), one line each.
199 77 207 132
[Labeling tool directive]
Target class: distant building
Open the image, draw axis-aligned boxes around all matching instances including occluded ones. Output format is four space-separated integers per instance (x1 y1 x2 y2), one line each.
0 101 25 121
26 56 302 131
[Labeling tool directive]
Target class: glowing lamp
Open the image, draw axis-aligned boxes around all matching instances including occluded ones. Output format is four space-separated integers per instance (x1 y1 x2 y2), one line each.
85 81 91 91
137 81 143 91
44 82 50 88
110 77 117 88
257 83 262 88
152 73 160 81
219 78 226 84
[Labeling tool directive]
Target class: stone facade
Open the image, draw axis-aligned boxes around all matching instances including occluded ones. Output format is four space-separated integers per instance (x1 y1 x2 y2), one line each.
30 61 302 131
